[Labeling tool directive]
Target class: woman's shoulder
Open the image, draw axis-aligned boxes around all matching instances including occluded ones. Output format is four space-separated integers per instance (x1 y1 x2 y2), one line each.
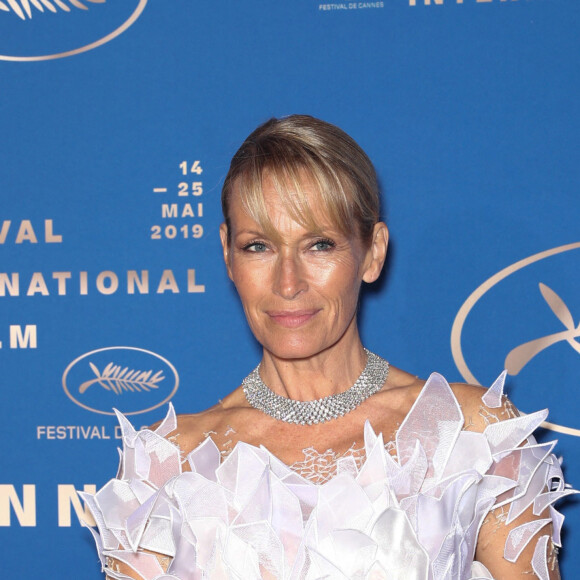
148 386 249 456
383 366 519 434
448 377 520 432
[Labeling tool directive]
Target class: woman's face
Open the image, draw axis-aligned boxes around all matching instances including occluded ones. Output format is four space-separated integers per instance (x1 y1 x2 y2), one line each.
220 176 387 361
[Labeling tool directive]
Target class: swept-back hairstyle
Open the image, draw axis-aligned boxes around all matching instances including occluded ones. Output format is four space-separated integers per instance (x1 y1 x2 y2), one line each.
221 115 381 245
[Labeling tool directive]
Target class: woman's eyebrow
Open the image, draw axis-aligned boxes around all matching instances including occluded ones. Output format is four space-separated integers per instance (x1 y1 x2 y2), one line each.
234 229 268 238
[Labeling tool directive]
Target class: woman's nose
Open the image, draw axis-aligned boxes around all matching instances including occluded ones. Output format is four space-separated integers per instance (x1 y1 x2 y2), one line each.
273 252 308 299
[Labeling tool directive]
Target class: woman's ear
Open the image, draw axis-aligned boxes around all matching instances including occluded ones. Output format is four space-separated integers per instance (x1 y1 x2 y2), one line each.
219 223 233 281
362 222 389 283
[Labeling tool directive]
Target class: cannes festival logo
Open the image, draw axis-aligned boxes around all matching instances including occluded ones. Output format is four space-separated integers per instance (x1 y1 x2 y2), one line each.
505 283 580 376
0 0 148 61
63 346 179 415
451 241 580 437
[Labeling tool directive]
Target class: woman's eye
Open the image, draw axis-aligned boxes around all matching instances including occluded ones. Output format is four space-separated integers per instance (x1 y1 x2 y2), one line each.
311 239 335 251
244 242 268 253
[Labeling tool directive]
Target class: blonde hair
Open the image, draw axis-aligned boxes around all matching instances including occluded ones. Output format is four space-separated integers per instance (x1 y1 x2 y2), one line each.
221 115 381 244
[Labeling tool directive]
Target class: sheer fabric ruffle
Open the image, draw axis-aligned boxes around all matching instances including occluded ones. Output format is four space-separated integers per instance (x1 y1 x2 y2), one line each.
82 372 576 580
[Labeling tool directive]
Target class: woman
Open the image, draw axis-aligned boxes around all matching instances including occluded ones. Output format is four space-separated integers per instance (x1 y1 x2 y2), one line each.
84 115 573 579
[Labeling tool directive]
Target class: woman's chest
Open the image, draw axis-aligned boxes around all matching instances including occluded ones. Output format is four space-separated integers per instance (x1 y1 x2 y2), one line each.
184 412 403 484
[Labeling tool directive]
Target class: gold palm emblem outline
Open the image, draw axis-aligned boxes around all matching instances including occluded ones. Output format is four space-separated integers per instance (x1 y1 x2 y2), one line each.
505 284 580 375
0 0 147 62
451 241 580 436
0 0 105 20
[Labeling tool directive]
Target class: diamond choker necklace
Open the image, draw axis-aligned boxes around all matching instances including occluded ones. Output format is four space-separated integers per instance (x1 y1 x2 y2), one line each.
242 349 389 425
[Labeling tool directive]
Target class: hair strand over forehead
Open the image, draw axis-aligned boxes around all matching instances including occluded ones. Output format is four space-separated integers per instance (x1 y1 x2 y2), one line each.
221 115 381 244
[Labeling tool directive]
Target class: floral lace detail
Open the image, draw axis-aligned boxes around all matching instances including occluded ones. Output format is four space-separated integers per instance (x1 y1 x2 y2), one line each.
479 505 509 551
205 424 401 485
548 543 561 576
172 425 402 485
171 395 517 487
478 397 519 424
463 397 519 432
289 444 367 484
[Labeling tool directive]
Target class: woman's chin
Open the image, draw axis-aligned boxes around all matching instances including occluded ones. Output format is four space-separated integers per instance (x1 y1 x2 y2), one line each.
262 340 324 361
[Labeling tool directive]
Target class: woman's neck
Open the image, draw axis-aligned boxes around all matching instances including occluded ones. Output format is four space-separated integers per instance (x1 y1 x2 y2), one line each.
258 329 368 401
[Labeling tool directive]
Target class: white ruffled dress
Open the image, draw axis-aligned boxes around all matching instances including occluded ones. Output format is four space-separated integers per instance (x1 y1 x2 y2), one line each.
82 372 576 580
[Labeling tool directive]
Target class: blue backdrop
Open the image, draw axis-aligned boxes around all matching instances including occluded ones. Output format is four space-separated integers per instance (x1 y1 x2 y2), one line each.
0 1 578 577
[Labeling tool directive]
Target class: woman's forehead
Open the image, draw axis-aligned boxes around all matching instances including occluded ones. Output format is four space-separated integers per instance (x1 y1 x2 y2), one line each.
231 190 335 231
232 177 340 230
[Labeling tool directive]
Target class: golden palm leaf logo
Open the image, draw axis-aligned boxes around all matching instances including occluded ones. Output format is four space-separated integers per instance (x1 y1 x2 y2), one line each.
0 0 105 20
62 346 179 416
79 361 165 395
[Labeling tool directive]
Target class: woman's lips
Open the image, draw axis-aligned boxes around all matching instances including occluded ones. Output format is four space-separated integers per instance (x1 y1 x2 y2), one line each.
267 309 320 328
